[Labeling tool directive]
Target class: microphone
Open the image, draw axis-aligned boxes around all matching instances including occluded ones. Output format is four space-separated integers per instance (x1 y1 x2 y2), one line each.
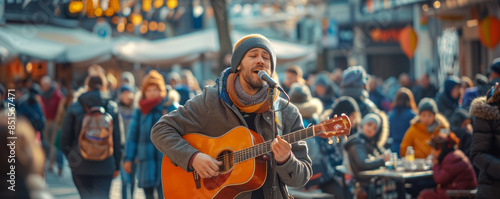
258 70 278 88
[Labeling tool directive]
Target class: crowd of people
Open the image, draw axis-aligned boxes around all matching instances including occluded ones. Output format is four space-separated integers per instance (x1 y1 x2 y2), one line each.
1 38 500 199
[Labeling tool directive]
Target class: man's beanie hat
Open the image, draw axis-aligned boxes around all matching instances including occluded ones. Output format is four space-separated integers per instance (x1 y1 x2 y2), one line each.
231 34 276 74
418 97 438 114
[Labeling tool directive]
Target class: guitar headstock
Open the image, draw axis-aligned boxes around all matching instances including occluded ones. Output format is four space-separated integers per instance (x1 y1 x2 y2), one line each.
313 114 351 143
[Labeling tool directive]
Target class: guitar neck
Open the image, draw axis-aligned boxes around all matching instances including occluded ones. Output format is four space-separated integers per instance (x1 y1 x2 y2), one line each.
233 126 316 164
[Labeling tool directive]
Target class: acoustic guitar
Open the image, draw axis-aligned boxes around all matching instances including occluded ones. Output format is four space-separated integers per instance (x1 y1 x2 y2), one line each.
161 114 351 199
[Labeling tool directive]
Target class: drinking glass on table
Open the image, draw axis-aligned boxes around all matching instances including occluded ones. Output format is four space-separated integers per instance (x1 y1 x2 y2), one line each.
391 153 398 170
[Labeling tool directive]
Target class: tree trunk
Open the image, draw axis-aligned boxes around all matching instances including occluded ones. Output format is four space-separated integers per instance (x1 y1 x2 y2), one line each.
210 0 232 74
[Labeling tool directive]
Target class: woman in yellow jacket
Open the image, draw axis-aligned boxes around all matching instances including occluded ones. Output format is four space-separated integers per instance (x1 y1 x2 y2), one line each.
400 98 450 158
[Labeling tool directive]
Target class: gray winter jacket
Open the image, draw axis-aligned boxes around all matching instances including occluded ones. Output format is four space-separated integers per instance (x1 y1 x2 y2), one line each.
151 69 312 199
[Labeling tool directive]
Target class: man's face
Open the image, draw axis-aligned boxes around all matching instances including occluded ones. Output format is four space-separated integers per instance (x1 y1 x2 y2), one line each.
238 48 272 90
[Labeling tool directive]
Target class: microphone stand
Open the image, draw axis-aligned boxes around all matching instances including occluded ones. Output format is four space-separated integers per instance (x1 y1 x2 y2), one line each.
268 85 278 199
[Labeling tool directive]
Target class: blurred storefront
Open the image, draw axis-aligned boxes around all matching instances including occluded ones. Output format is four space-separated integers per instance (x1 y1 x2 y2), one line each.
323 0 414 78
418 0 500 82
0 24 113 86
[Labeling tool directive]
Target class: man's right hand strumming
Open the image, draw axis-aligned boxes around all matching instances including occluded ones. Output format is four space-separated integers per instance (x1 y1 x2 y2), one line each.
192 153 222 178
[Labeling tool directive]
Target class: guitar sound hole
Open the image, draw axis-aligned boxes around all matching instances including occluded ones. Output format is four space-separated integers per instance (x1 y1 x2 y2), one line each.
216 150 234 172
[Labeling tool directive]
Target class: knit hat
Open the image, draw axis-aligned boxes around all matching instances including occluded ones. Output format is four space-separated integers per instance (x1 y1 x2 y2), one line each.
331 96 359 116
231 34 276 75
289 83 323 118
361 113 381 131
120 84 135 94
289 83 312 104
341 66 368 88
418 97 438 114
141 70 167 99
489 57 500 75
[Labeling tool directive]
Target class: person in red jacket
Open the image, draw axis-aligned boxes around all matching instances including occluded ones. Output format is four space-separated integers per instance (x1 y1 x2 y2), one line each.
418 133 477 199
40 75 63 172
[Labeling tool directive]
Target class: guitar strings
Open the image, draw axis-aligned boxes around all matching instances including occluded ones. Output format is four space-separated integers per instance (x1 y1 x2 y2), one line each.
212 118 344 163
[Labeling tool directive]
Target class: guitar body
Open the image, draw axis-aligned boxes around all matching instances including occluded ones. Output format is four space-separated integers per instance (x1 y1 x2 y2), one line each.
161 126 267 199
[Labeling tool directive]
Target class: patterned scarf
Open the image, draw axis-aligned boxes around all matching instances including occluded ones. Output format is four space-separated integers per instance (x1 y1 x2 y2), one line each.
226 72 279 113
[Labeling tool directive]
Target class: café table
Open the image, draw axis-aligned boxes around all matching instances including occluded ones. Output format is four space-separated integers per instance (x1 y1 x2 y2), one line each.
335 165 433 198
360 168 433 198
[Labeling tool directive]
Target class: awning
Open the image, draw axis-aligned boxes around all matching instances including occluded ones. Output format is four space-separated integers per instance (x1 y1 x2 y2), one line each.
0 24 112 63
113 28 316 65
0 32 18 64
113 29 218 65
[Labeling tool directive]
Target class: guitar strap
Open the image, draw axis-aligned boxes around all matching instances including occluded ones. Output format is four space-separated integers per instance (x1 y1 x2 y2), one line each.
274 99 283 136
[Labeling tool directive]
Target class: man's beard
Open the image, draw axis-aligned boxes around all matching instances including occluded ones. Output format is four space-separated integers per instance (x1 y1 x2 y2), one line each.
242 71 265 90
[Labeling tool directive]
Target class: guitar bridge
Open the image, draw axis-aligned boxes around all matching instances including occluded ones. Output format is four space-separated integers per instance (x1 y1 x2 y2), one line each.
193 171 201 189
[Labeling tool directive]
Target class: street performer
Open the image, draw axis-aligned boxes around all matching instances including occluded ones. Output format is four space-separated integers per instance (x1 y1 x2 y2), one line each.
151 34 312 198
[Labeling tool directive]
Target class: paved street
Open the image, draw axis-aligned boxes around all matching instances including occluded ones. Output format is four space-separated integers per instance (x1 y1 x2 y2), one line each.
45 161 145 199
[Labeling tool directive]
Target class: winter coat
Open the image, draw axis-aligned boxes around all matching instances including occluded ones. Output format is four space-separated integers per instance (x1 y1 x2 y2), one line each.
118 102 134 147
175 84 196 105
369 89 385 111
400 114 449 158
412 84 438 105
469 93 500 198
60 91 123 176
344 131 389 186
435 91 459 122
418 150 477 199
343 111 390 186
125 92 178 188
16 94 46 134
341 87 379 117
449 109 472 156
388 107 417 156
151 68 312 199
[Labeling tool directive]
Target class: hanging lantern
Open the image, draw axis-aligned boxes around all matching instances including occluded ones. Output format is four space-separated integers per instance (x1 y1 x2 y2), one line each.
478 16 500 49
399 26 418 59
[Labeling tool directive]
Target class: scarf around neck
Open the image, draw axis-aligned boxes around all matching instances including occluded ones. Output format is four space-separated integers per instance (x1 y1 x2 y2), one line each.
226 72 279 113
139 97 163 114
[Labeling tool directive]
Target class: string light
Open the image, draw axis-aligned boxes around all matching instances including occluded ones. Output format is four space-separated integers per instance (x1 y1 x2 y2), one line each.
158 22 166 32
68 1 83 14
149 21 158 31
433 1 441 9
153 0 163 9
166 0 178 9
422 4 428 12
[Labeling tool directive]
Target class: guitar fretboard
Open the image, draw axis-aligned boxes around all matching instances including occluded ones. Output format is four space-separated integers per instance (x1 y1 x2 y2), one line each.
232 126 317 164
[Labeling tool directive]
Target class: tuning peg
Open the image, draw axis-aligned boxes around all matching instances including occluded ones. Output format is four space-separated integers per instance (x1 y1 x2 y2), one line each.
344 136 348 141
336 137 340 143
328 137 333 145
